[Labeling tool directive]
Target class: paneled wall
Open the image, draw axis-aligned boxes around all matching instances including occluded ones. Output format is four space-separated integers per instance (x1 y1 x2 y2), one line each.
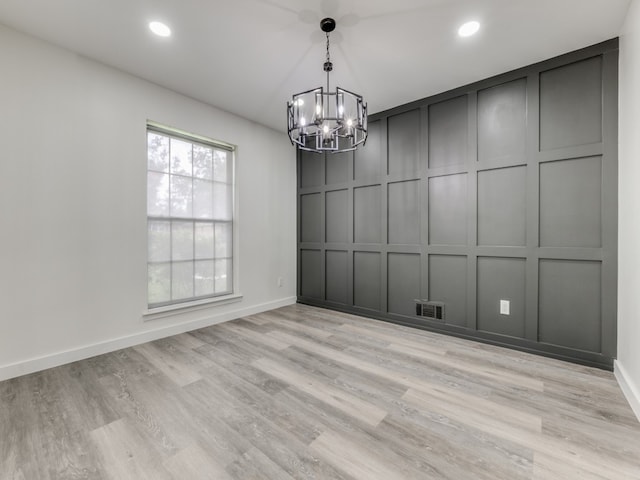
297 39 618 369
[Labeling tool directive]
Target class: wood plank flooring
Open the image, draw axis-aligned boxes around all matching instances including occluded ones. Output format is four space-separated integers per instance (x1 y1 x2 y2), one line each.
1 304 640 479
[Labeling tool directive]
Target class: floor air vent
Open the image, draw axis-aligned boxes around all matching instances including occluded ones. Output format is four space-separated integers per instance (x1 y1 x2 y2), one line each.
415 301 445 321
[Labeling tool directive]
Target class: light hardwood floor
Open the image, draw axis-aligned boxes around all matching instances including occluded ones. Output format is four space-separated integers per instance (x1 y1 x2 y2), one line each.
1 304 639 479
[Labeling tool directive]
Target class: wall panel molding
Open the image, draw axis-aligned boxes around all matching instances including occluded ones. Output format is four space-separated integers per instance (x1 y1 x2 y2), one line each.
297 38 618 369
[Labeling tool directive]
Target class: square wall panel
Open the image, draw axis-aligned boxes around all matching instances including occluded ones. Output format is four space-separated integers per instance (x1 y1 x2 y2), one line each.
388 109 420 176
326 250 348 304
477 78 527 163
354 252 381 310
539 259 601 352
354 185 381 244
387 253 421 317
355 120 382 180
300 149 324 188
326 150 351 185
478 166 526 246
388 180 420 245
539 56 602 151
429 174 467 245
428 95 468 169
300 193 321 243
539 156 602 248
300 249 322 299
325 189 348 243
477 257 526 338
429 255 467 327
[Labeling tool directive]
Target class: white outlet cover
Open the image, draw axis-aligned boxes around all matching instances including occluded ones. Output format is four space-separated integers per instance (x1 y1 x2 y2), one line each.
500 299 510 315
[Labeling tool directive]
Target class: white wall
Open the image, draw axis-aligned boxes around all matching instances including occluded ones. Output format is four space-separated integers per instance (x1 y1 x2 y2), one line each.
0 24 297 381
617 0 640 420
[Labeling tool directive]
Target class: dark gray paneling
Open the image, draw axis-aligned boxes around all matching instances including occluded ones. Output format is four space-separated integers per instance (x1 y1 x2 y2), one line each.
354 120 382 180
300 250 322 299
300 150 324 188
477 166 526 246
300 193 321 243
429 255 467 327
388 180 420 245
298 39 618 369
539 56 603 151
354 252 381 310
326 250 348 304
600 48 619 359
354 185 381 244
428 95 468 169
478 78 527 163
429 174 467 245
538 259 602 352
388 109 420 176
539 156 602 247
387 253 421 317
326 151 351 185
326 189 348 243
477 257 526 338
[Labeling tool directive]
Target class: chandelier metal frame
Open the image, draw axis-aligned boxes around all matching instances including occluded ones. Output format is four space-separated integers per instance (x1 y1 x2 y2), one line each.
287 18 368 154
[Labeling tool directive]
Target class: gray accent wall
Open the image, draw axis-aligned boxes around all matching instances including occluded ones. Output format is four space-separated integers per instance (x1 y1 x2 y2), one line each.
297 39 618 369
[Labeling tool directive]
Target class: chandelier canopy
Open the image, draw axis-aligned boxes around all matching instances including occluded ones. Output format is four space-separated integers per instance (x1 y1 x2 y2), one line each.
287 18 368 154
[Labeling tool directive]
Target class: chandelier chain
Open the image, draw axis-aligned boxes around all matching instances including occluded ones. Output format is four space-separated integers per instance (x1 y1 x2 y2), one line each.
326 32 331 65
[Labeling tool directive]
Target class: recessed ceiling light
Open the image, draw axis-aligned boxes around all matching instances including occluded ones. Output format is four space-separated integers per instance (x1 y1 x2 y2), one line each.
149 21 171 37
458 21 480 37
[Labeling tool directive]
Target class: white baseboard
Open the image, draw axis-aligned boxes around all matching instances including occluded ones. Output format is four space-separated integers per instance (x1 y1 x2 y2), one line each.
614 360 640 423
0 296 297 382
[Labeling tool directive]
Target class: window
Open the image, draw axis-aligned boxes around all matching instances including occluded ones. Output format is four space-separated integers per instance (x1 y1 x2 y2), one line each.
146 124 234 308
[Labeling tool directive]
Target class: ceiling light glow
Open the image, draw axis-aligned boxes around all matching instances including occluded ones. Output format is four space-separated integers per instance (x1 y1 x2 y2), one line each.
149 21 171 37
458 21 480 37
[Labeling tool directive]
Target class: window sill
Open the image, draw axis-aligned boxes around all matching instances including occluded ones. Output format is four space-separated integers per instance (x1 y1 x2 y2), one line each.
143 293 243 321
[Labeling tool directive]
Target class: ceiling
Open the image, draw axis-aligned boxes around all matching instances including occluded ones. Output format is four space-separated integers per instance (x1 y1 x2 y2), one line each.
0 0 631 132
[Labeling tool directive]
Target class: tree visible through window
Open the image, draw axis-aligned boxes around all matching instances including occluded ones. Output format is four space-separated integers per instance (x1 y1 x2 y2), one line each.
147 125 234 308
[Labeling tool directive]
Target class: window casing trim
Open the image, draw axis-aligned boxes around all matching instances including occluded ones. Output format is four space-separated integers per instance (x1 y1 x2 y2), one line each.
147 121 235 152
142 293 243 321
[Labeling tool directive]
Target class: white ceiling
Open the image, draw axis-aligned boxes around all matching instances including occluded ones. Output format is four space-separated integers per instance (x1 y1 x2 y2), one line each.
0 0 631 131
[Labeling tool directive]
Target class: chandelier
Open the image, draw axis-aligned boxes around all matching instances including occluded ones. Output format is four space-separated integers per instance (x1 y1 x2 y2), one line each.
287 18 368 154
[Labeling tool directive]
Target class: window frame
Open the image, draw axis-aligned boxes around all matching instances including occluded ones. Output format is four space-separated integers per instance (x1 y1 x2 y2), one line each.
145 122 239 315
